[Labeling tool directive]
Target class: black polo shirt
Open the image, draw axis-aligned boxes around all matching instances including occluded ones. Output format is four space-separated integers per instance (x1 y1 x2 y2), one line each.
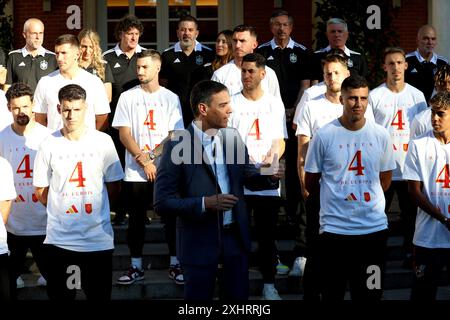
6 47 58 92
84 62 115 84
102 44 145 114
311 45 367 82
160 41 213 126
405 50 448 102
257 38 311 109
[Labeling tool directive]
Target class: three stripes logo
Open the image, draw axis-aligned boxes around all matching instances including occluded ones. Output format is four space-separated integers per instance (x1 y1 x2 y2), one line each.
345 193 357 201
15 194 26 203
66 205 79 214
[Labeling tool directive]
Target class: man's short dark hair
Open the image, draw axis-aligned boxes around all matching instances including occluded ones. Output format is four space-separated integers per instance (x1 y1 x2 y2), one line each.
137 49 161 62
190 80 228 118
55 34 79 48
233 25 257 39
58 84 87 103
242 53 266 69
178 15 198 29
430 91 450 111
5 83 33 103
270 9 293 24
114 14 144 41
341 75 369 93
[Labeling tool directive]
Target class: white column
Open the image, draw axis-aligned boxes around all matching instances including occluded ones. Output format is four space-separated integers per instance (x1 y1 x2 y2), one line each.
430 0 450 59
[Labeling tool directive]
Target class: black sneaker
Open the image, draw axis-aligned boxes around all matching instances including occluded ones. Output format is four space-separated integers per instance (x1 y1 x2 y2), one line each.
112 214 128 226
117 266 145 285
169 264 184 285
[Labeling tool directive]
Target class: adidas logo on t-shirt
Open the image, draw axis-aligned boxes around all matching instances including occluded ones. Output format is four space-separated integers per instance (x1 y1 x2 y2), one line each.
267 56 274 60
411 68 418 73
114 62 121 68
173 58 181 63
18 61 26 67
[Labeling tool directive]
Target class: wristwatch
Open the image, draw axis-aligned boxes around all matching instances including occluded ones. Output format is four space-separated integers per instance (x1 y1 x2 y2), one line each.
148 150 156 161
443 217 449 225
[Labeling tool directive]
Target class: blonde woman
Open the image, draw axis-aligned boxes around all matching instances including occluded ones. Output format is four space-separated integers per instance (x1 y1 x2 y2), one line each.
78 29 114 102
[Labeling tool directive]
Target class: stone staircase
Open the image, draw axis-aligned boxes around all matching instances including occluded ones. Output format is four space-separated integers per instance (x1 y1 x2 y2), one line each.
16 208 450 300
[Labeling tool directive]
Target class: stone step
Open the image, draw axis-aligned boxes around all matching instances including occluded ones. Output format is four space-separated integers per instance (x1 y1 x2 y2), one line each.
16 261 449 300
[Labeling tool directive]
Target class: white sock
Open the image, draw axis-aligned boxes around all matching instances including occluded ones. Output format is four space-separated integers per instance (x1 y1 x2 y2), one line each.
131 257 142 270
170 256 179 266
264 283 275 290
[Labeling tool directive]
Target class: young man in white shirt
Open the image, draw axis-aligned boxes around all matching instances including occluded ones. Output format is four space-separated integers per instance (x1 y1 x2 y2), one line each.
229 53 287 300
0 83 50 290
305 75 395 300
112 49 184 285
34 34 110 132
295 53 350 300
404 91 450 300
0 156 16 300
370 47 428 268
33 84 124 300
212 25 281 100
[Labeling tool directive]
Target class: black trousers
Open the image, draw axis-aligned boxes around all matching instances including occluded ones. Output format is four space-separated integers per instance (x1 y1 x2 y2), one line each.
318 229 388 301
385 180 417 254
125 181 154 258
245 195 280 284
7 233 48 280
302 196 321 301
45 245 113 300
183 225 249 300
411 246 450 300
0 253 14 301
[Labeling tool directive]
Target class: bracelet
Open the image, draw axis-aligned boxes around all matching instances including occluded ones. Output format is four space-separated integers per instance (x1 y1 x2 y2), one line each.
443 217 449 225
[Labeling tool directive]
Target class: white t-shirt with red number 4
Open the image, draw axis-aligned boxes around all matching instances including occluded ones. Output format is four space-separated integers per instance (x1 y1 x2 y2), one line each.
229 91 287 196
305 119 395 235
0 157 17 255
369 83 427 180
0 123 50 235
403 131 450 248
112 85 184 182
33 129 124 252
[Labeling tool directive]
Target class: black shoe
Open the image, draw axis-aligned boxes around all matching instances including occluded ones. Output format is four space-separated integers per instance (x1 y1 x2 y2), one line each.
113 214 128 226
145 217 152 225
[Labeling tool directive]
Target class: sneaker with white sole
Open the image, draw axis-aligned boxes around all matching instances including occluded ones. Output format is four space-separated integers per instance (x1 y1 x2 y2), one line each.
117 266 145 285
169 264 185 285
276 259 290 275
16 276 25 289
288 256 307 277
262 285 282 300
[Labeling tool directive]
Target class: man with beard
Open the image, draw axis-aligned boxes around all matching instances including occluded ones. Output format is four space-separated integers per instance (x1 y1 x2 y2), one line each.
296 53 350 300
370 47 428 269
160 15 213 127
112 49 184 285
305 75 394 301
5 18 58 93
0 83 51 294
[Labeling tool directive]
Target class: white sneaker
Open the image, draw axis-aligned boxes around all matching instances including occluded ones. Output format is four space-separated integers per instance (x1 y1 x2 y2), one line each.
288 256 307 277
16 276 25 289
262 285 282 300
37 275 47 286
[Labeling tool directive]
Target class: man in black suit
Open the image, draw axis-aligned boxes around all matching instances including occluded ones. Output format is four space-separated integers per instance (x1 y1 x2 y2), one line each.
154 80 282 300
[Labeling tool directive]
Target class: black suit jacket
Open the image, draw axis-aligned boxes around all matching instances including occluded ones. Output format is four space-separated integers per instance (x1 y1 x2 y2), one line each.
154 125 278 266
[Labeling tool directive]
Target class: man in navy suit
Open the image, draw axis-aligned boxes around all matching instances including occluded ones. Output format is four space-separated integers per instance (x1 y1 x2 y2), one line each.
154 80 282 300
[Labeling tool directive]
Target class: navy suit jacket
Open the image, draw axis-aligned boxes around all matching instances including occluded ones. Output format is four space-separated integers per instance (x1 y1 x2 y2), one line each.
154 125 278 266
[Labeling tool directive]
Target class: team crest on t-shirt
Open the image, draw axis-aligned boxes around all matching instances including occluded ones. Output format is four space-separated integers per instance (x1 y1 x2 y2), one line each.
347 59 354 68
196 55 203 65
40 60 48 70
289 53 297 63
